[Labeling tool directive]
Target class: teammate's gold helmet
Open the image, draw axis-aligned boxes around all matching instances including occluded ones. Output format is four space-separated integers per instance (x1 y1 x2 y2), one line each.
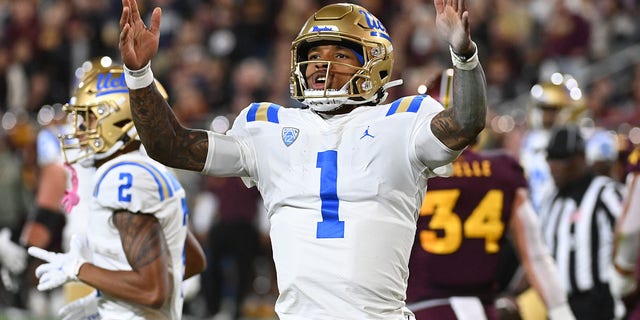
529 73 586 128
60 57 168 164
290 3 397 111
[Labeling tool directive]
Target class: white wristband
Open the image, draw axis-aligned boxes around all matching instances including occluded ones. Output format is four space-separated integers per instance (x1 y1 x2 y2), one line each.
450 42 479 71
73 257 87 278
123 62 154 90
548 303 576 320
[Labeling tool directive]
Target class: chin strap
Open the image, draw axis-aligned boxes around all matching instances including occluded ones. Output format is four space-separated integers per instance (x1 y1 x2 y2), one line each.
377 79 403 104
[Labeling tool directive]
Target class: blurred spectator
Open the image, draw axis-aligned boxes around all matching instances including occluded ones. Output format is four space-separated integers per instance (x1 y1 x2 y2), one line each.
389 1 442 80
5 39 31 113
538 0 591 82
200 176 264 320
616 63 640 127
229 58 270 115
585 76 619 129
0 113 33 241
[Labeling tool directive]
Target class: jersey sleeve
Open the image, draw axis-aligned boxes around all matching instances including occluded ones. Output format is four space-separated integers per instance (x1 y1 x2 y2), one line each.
93 162 176 214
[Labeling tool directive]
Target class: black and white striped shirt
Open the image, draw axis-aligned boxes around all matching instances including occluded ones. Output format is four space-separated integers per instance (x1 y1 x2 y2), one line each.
539 173 624 294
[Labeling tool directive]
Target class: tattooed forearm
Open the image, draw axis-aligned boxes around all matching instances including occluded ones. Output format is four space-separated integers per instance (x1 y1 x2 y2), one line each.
431 64 487 150
129 84 209 171
113 211 168 270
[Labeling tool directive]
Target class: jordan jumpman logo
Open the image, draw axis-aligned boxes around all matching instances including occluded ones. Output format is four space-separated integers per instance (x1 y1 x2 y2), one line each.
360 126 375 139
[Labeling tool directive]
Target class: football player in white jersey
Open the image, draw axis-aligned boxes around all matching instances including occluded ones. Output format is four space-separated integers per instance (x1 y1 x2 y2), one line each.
519 74 586 212
27 57 206 320
119 0 487 319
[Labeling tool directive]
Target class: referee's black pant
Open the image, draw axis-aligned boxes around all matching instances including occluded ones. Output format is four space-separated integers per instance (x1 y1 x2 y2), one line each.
568 284 614 320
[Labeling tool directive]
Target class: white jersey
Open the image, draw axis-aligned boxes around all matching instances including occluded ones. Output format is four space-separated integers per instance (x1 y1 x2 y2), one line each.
87 150 188 319
203 95 460 319
520 128 555 211
63 163 95 250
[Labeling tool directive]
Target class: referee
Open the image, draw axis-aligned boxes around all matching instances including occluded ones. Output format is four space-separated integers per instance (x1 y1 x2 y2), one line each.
539 125 625 320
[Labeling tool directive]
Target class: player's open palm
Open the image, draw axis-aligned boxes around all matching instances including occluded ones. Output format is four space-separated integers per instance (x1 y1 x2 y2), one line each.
119 0 161 70
433 0 473 54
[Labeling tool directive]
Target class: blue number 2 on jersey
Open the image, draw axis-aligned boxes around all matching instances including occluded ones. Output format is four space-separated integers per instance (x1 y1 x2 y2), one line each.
118 172 133 202
316 150 345 238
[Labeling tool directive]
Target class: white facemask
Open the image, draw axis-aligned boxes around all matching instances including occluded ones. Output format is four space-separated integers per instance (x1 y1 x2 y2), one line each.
302 87 351 112
301 79 403 113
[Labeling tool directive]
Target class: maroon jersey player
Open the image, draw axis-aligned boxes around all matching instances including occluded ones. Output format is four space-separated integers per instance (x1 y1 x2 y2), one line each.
406 147 574 320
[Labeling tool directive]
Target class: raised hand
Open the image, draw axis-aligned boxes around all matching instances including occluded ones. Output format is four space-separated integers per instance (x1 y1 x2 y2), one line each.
58 290 100 320
28 234 88 291
433 0 473 55
119 0 162 70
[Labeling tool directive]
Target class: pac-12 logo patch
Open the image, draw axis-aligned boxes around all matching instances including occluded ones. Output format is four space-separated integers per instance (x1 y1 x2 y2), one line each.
282 127 300 147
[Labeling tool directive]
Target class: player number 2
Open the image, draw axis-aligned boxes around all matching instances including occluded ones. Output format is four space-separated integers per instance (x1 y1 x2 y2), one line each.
118 172 133 202
316 150 345 238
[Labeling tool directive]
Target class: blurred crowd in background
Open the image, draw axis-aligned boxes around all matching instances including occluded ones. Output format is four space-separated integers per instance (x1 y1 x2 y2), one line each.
2 0 640 166
0 0 639 319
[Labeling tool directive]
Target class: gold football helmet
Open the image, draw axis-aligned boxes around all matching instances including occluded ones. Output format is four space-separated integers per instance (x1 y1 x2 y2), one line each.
290 3 399 112
529 73 586 129
59 56 168 165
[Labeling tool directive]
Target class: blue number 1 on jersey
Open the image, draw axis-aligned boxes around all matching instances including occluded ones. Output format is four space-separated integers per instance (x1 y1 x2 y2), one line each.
316 150 345 238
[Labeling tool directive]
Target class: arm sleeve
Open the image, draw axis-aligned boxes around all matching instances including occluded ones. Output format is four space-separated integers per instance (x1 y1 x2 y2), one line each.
614 172 640 271
511 188 570 312
201 131 248 177
201 105 256 180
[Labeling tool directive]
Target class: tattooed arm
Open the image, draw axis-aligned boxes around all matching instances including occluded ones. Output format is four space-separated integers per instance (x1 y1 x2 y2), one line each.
431 0 487 150
431 64 487 150
130 86 209 171
76 211 171 308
